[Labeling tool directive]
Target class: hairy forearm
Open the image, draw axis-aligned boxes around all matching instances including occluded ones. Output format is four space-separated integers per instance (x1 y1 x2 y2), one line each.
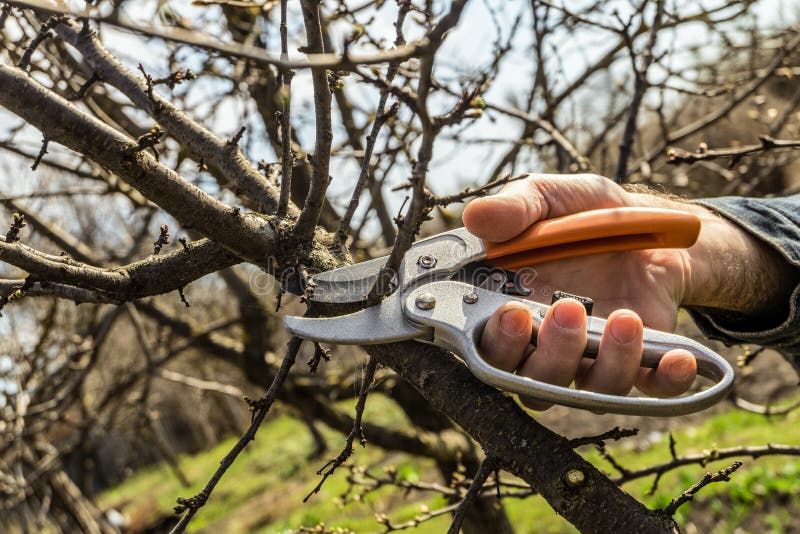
684 206 799 316
626 187 799 316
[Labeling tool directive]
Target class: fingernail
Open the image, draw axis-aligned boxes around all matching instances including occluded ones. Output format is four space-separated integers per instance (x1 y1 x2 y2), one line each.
500 308 530 337
610 314 640 344
672 356 696 381
552 300 583 330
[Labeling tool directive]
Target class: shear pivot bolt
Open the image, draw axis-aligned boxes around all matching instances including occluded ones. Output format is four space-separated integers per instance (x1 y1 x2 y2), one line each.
417 255 437 269
463 292 479 304
415 293 436 310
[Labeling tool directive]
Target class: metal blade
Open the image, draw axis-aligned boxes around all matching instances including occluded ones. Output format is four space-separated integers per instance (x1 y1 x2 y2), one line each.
307 255 394 304
290 226 486 303
283 293 424 344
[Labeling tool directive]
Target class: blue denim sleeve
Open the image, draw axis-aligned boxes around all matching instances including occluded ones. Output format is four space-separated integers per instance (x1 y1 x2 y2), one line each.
686 195 800 359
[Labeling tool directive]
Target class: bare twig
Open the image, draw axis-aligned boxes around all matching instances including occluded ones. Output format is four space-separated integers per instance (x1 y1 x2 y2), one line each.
366 0 470 304
662 461 743 516
430 173 526 205
30 137 48 171
18 14 68 70
614 0 665 183
569 427 639 449
7 0 437 71
614 443 800 488
304 357 378 501
447 457 498 534
336 1 410 243
482 101 592 172
276 0 294 219
168 336 301 533
156 369 245 399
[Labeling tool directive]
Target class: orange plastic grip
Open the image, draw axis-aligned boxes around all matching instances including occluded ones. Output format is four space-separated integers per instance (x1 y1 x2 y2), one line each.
484 207 701 271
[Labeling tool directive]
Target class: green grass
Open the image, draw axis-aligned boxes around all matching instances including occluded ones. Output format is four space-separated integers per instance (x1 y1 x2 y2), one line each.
99 397 800 533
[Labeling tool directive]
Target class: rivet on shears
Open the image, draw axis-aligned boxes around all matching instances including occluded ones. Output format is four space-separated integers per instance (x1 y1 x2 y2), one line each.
463 292 479 304
415 293 436 310
417 255 437 269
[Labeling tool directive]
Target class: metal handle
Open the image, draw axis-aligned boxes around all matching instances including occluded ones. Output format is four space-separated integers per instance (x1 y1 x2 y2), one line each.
404 281 734 416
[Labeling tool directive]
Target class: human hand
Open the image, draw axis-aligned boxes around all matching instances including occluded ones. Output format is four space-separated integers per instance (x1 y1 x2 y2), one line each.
463 173 785 410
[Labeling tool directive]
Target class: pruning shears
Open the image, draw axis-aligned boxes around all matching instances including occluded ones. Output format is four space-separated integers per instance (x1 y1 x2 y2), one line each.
284 207 734 416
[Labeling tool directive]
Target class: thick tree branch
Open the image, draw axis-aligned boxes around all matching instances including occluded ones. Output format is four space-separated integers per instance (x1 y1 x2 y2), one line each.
8 0 438 71
0 64 310 270
366 341 677 532
52 20 283 214
0 238 237 301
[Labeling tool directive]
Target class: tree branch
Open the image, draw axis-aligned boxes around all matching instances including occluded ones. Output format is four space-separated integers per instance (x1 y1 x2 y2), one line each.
276 0 294 219
613 0 664 183
8 0 438 71
52 19 282 214
0 238 237 302
0 63 300 269
294 0 334 244
662 461 743 516
667 135 800 165
364 341 678 532
168 337 301 533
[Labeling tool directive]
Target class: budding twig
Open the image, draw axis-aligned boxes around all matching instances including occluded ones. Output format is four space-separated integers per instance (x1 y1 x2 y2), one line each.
667 135 800 166
5 212 26 243
153 225 170 255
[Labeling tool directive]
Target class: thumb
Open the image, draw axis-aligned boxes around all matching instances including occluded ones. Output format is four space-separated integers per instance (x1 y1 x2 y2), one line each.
462 173 628 242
